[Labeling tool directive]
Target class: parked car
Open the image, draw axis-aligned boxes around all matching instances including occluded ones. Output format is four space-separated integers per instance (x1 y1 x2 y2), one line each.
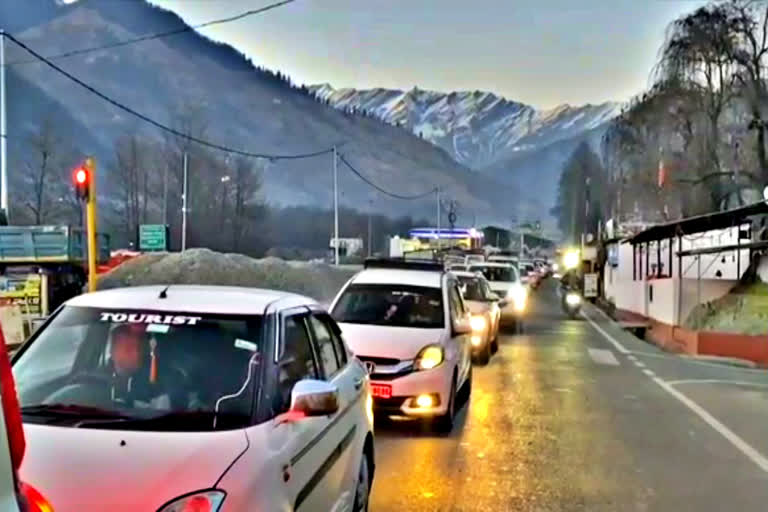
331 258 473 432
453 270 503 364
13 285 374 512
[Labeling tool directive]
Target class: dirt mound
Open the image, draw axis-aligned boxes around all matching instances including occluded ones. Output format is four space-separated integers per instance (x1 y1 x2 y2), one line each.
97 249 356 303
685 281 768 335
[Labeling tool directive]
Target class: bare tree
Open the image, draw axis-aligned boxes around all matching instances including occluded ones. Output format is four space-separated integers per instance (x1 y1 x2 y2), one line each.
113 134 158 243
230 157 265 252
19 118 74 224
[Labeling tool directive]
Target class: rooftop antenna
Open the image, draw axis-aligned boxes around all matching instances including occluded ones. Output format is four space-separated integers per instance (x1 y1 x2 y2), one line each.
158 285 170 299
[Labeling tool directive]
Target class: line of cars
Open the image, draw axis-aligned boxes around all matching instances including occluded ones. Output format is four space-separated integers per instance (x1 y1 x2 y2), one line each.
5 255 536 511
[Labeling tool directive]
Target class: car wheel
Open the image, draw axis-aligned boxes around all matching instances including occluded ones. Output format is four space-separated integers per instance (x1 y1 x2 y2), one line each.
434 376 456 433
474 340 491 365
352 450 370 512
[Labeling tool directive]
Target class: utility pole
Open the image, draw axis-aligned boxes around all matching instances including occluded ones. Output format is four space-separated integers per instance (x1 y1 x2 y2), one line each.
333 146 339 265
367 198 373 257
181 152 188 252
436 187 441 251
0 30 7 219
162 163 169 226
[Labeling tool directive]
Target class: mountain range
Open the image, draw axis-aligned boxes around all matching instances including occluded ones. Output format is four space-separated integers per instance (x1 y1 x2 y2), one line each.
4 0 517 226
310 84 619 170
4 0 621 231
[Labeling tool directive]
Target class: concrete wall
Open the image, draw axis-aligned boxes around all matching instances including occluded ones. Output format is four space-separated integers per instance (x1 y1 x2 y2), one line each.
647 278 677 325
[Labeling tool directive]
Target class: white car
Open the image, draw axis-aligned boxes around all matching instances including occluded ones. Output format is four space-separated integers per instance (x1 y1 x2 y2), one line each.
467 262 527 331
330 259 473 432
12 285 374 512
453 271 503 365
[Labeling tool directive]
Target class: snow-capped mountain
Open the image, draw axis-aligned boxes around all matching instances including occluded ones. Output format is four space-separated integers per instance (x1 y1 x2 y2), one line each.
310 84 620 169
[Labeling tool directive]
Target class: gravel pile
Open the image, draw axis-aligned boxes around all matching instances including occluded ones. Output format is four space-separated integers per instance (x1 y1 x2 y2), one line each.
97 248 357 303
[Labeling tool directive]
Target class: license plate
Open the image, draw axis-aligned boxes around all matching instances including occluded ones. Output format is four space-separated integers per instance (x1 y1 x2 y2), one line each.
371 383 392 399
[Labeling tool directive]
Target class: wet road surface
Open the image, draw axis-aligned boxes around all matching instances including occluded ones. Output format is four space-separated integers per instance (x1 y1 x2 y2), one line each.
370 282 768 511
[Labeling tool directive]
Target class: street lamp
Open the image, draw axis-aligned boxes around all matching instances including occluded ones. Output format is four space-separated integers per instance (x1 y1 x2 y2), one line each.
221 176 231 183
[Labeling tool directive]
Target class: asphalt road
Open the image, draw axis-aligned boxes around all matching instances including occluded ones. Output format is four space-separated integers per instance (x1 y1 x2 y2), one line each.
370 281 768 511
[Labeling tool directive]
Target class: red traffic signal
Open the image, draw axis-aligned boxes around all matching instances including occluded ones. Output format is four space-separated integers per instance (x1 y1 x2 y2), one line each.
73 166 90 200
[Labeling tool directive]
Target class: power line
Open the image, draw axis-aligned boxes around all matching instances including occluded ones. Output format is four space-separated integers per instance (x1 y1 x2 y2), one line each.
338 153 437 200
4 0 296 67
4 31 333 161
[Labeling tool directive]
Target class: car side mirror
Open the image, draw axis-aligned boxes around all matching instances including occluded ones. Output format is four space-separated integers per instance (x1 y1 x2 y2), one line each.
498 299 508 309
487 292 500 302
279 380 339 424
452 314 472 335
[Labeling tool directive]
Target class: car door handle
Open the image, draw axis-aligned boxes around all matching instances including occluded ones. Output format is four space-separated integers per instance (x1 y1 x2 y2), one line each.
354 378 363 390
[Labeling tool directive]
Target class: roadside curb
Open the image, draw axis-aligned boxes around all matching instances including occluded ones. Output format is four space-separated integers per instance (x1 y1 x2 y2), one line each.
583 303 765 370
680 355 758 369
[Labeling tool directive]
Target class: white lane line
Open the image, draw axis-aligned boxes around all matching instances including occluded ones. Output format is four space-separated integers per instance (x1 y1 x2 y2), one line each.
627 355 638 362
588 348 620 366
586 312 768 474
642 368 655 377
634 361 646 368
666 379 768 389
581 311 630 354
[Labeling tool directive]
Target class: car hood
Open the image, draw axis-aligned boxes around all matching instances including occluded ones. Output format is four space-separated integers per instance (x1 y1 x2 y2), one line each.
338 323 444 360
20 423 248 511
488 282 514 294
464 300 491 315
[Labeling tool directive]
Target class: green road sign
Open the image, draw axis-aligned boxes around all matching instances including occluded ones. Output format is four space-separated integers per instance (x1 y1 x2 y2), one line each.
139 224 167 252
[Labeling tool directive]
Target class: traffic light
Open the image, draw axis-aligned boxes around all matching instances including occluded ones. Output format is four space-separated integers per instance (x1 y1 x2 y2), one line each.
73 165 90 201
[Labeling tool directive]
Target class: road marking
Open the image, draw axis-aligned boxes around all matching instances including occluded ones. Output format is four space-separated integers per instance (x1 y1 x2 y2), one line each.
634 361 646 368
666 379 768 389
581 311 630 354
642 368 655 377
586 311 768 474
627 355 638 362
588 347 620 366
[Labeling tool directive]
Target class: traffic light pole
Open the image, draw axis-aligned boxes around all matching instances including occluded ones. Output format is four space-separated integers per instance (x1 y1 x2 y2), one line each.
85 158 98 292
0 31 7 218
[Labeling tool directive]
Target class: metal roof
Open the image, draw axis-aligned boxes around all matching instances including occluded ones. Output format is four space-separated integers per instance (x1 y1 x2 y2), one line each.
67 285 316 315
627 202 768 245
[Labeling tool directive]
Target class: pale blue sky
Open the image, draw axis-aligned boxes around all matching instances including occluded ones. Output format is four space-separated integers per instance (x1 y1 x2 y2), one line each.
151 0 704 108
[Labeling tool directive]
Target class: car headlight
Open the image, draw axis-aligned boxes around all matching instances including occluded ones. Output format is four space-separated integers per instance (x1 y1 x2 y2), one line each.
507 285 527 312
158 490 226 512
470 315 486 332
414 345 444 370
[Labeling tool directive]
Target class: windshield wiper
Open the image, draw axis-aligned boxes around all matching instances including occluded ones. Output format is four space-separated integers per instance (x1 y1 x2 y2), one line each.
75 411 249 431
21 404 130 420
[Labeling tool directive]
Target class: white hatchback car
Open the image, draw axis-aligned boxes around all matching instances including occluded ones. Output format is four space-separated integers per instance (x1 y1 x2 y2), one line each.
330 259 473 432
12 285 374 512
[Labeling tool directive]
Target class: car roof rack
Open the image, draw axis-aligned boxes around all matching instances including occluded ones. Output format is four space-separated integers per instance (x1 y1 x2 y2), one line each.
363 257 445 272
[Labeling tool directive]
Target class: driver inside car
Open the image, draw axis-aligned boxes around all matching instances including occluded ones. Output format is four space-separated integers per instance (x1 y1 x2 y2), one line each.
108 323 171 410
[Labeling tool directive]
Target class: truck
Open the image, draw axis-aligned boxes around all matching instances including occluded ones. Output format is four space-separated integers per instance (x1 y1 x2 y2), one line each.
0 226 110 326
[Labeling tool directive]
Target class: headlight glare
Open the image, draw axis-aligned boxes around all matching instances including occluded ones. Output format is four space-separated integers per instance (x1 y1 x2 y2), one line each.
414 345 444 370
470 315 486 332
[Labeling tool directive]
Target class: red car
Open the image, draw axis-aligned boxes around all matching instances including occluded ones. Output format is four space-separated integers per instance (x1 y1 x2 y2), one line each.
0 330 53 512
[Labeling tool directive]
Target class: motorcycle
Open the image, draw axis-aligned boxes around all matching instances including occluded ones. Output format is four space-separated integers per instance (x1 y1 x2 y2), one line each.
561 288 582 319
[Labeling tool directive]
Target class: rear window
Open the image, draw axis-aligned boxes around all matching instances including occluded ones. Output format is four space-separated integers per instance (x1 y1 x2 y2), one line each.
13 306 262 431
332 284 444 329
456 276 485 301
469 265 518 283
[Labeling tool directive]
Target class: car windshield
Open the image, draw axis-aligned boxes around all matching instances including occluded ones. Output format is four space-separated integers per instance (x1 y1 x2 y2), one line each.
470 265 517 283
332 284 444 328
456 276 485 301
12 306 261 431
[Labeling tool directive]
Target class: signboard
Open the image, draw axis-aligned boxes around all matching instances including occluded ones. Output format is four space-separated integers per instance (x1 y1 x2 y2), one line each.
0 273 42 316
583 273 598 298
139 225 168 252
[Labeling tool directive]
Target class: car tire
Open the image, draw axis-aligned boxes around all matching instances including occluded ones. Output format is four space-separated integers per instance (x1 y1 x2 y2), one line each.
352 450 370 512
474 340 491 366
434 376 456 433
